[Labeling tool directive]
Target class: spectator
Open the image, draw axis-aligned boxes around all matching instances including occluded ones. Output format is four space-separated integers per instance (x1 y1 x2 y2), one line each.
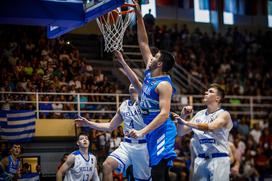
22 163 31 174
237 118 250 138
143 9 155 32
52 96 63 118
250 123 262 145
57 153 69 170
39 96 52 118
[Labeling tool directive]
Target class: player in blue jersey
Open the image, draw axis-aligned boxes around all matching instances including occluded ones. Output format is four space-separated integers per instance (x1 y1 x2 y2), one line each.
173 83 233 181
0 143 21 181
115 1 177 180
75 85 151 181
56 133 99 181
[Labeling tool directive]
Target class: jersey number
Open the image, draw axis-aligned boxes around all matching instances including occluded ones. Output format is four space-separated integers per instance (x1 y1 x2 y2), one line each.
83 174 89 181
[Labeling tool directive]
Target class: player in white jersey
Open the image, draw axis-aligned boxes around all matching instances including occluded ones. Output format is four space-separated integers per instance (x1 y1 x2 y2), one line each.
173 83 233 181
75 85 151 181
56 133 99 181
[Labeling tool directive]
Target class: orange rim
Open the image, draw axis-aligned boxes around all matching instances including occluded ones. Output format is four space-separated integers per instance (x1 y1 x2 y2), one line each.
119 3 136 15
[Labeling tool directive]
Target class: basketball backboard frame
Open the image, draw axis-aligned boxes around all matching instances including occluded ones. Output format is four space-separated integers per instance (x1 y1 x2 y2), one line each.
47 0 125 38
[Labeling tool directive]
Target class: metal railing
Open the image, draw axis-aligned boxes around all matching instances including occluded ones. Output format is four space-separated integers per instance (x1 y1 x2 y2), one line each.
173 64 207 94
1 92 271 121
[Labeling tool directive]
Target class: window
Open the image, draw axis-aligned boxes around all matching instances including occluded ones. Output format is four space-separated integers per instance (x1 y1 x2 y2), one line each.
223 0 234 25
141 0 157 18
194 0 210 23
20 156 40 173
268 0 272 27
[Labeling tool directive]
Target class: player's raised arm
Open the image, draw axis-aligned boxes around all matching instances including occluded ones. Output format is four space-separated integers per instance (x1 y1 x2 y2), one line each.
179 111 232 132
114 50 142 94
133 0 153 69
75 110 123 132
56 154 75 181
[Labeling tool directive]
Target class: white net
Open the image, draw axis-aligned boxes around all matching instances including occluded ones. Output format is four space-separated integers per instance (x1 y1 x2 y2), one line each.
96 8 134 52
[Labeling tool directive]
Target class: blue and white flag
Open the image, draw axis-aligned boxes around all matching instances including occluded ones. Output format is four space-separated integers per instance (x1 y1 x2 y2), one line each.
0 112 7 127
18 173 40 181
0 110 35 142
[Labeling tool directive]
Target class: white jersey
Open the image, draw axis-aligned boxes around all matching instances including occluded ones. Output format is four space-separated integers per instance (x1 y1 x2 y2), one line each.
110 100 151 180
191 109 232 155
119 100 146 141
64 150 98 181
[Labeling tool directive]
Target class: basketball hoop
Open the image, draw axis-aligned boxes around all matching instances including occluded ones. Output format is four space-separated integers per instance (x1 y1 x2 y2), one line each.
96 3 136 52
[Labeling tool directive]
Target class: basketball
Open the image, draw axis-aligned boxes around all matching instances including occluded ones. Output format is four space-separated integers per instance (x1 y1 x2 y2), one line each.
98 10 119 25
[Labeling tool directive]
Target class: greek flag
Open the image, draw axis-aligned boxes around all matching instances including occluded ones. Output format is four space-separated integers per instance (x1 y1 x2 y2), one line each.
0 110 35 142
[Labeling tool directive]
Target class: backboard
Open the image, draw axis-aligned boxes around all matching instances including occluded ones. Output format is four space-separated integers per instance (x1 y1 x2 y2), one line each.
48 0 125 38
0 0 125 38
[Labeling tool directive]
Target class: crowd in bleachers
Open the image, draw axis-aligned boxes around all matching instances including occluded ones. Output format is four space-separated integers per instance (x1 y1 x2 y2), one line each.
126 22 272 95
0 26 120 118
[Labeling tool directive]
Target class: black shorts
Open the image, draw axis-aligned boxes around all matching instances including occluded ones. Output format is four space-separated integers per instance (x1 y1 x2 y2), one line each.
151 159 170 181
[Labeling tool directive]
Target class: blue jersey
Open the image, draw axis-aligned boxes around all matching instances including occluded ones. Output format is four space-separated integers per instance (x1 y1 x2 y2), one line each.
140 69 177 166
0 155 20 181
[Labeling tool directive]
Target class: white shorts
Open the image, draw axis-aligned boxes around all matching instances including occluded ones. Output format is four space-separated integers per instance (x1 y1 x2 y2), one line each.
109 141 151 181
193 157 230 181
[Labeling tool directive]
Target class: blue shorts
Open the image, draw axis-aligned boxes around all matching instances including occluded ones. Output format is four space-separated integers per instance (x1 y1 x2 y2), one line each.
146 119 177 167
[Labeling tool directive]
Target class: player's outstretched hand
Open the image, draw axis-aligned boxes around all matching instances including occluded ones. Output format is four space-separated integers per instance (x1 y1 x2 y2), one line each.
128 129 143 138
170 112 187 125
181 106 193 118
75 116 89 127
171 112 180 120
231 165 239 176
132 0 141 15
176 116 187 125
